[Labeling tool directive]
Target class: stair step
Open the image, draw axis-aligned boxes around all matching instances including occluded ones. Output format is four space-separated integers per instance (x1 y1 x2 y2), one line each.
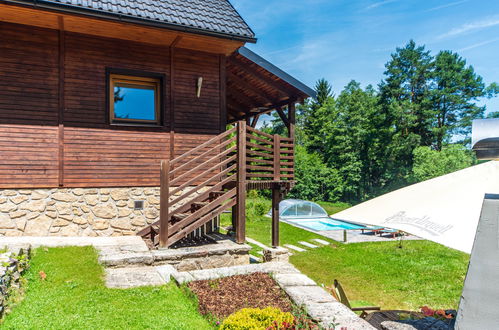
172 213 190 221
192 201 209 208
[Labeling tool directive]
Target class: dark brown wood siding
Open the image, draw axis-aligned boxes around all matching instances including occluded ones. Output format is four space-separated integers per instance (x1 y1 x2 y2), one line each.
0 21 223 188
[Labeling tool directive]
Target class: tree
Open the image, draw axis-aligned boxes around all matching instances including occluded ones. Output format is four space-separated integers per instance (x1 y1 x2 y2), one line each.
431 51 486 149
288 146 342 202
411 144 475 182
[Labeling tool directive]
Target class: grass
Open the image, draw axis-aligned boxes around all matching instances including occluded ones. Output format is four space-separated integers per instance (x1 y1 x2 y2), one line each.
290 240 469 310
236 197 469 311
2 246 212 329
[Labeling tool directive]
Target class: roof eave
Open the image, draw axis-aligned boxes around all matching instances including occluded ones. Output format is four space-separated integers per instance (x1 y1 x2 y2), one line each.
3 0 258 44
237 46 316 98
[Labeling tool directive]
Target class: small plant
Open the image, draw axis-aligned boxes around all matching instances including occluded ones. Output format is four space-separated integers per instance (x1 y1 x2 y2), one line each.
208 279 220 290
220 307 294 330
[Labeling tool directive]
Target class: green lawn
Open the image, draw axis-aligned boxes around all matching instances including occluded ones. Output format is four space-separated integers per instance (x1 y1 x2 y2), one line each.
2 247 212 329
235 197 469 311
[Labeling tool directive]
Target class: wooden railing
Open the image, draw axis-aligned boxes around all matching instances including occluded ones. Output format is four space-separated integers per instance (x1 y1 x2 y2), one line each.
245 125 294 182
144 121 295 248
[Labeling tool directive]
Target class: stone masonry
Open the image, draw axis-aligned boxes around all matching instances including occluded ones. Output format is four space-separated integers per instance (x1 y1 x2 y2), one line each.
0 187 202 237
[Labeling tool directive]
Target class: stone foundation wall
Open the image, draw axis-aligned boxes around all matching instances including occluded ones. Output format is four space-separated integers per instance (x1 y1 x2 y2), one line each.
0 187 200 237
0 244 30 318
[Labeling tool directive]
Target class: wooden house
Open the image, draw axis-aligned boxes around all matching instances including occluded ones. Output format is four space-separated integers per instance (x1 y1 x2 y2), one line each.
0 0 314 247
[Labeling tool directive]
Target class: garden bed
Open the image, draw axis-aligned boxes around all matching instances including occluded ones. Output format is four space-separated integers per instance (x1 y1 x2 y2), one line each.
188 272 293 319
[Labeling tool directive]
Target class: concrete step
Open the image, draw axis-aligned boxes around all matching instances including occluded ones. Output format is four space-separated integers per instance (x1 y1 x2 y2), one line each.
298 241 318 248
284 244 306 252
312 238 330 245
105 266 167 288
98 251 154 268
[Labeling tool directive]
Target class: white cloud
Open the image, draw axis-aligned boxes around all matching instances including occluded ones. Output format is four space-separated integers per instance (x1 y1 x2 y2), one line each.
437 16 499 39
366 0 397 10
458 37 499 52
424 0 468 12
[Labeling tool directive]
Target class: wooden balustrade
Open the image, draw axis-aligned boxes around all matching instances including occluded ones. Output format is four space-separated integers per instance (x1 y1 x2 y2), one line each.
150 121 295 248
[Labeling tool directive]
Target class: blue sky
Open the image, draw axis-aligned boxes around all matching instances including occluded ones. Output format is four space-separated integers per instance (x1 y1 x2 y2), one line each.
231 0 499 115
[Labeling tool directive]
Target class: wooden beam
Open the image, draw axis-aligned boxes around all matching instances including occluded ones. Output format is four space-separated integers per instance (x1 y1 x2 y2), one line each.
58 16 65 187
227 72 278 106
227 85 259 110
250 114 260 128
219 54 227 132
275 107 290 127
229 56 297 96
227 95 252 114
159 160 170 248
271 188 281 247
288 102 296 139
236 121 247 244
169 45 176 160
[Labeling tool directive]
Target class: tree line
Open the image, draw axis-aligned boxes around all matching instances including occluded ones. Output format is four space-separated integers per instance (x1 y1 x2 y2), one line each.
263 40 498 204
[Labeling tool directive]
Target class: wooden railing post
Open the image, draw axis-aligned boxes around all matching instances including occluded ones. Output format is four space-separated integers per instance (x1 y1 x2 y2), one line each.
273 134 281 181
236 121 246 244
159 160 170 248
271 188 281 247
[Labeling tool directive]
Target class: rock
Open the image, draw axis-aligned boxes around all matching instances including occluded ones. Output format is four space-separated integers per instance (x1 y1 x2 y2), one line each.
19 190 32 195
31 190 49 200
0 214 16 229
52 218 71 227
80 205 90 213
91 203 116 219
24 215 52 235
45 211 57 219
110 218 132 230
110 189 129 201
73 217 87 225
21 200 46 213
58 214 74 221
93 219 109 230
10 195 28 205
0 197 7 204
84 195 99 206
101 196 110 202
9 210 27 219
1 190 18 196
73 207 83 216
0 203 17 213
72 189 85 196
82 227 98 237
100 188 111 195
144 188 156 196
58 224 80 236
118 208 132 217
16 219 27 231
55 203 72 215
116 201 127 207
147 196 160 205
26 212 41 220
131 217 146 227
52 192 77 203
145 208 158 219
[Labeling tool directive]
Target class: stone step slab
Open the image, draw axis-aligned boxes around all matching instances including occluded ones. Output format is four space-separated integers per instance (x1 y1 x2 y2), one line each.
98 251 154 268
273 273 316 287
105 266 166 288
283 285 336 305
312 239 330 245
284 244 306 252
298 241 319 248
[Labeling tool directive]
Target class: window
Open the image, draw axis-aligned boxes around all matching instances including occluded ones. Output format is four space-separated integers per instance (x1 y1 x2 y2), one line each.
109 73 161 125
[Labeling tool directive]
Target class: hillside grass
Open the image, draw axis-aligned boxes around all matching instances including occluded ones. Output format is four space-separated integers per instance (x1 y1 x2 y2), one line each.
2 246 212 329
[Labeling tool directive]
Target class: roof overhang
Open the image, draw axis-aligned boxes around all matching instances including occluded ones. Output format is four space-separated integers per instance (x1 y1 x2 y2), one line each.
1 0 257 43
226 47 316 123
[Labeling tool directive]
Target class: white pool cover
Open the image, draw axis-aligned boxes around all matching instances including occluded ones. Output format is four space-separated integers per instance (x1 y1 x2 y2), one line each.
267 199 329 219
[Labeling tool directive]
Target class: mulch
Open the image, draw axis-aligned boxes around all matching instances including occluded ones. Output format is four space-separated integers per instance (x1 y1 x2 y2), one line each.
188 272 293 319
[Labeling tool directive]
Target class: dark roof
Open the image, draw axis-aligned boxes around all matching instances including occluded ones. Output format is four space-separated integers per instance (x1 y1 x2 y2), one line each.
11 0 256 42
237 47 316 98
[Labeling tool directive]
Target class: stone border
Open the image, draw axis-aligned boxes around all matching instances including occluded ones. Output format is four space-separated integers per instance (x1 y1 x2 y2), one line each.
0 244 30 319
171 261 375 329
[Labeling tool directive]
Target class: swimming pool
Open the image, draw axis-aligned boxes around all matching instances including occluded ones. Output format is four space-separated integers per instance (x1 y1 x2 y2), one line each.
285 217 365 231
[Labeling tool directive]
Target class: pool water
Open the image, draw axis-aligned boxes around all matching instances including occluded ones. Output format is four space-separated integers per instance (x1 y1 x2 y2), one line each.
286 217 365 231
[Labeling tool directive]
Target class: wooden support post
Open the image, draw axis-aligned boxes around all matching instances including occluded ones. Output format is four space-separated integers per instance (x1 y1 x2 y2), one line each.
58 16 65 187
271 187 281 247
288 101 296 139
159 160 170 248
231 204 237 232
273 134 281 181
236 121 247 244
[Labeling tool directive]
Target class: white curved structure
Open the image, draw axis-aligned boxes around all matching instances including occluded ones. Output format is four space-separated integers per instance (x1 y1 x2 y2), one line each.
267 199 329 219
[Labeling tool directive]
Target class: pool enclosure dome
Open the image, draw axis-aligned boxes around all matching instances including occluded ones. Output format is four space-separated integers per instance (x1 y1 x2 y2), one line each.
266 199 329 219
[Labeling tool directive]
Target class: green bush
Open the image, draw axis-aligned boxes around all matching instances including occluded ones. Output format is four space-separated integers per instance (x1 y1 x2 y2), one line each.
220 307 294 330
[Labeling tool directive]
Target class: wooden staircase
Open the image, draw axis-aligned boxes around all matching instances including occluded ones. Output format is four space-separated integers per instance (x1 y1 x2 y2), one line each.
137 122 295 248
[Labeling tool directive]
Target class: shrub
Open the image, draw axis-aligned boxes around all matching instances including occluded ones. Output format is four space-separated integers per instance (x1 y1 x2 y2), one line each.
220 307 294 330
